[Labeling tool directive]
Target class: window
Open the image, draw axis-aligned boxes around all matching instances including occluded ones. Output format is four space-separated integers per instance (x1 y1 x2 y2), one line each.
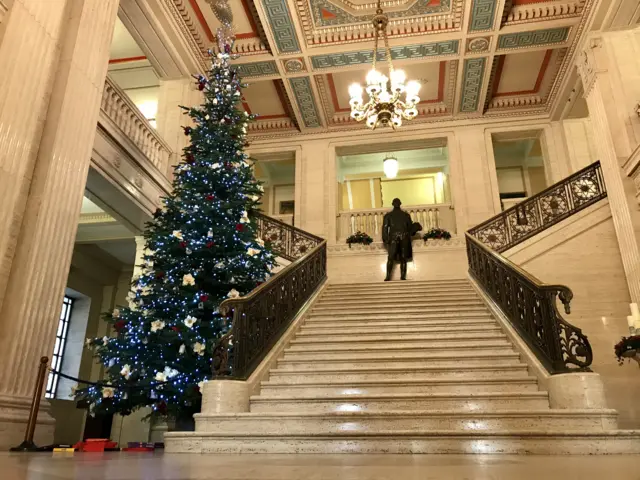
45 296 74 399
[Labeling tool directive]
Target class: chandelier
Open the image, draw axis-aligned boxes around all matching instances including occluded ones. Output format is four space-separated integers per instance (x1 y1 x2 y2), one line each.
348 1 420 129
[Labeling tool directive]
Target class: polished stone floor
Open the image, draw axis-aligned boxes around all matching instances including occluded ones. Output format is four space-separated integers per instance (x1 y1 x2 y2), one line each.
3 452 640 480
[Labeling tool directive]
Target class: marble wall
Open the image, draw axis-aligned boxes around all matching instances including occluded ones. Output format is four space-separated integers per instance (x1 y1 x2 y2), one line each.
506 200 639 428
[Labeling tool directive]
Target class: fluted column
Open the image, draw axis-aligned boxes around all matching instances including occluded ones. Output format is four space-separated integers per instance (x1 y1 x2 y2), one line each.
0 0 119 449
577 28 640 304
156 77 204 179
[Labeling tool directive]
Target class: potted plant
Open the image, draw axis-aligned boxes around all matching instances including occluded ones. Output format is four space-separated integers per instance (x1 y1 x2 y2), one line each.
346 231 374 248
423 228 452 243
615 336 640 366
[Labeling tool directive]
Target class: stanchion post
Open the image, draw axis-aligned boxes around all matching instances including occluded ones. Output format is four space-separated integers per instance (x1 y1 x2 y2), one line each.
10 357 49 452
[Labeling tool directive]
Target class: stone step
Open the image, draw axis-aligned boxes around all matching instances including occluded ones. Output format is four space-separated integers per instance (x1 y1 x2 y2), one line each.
310 306 489 316
165 430 640 455
292 332 506 344
249 392 550 413
258 377 539 397
305 312 492 323
286 339 511 353
301 318 496 329
298 324 501 336
193 409 619 435
325 285 475 294
312 301 486 312
316 296 481 307
268 364 530 383
283 343 514 359
327 279 470 290
277 352 523 370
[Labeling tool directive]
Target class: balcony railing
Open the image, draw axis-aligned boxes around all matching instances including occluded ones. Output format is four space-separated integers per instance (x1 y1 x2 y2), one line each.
469 161 607 253
466 233 592 374
338 203 455 241
212 213 326 379
100 77 172 175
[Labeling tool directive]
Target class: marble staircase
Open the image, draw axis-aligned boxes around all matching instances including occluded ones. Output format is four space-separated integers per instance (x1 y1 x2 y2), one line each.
165 280 640 454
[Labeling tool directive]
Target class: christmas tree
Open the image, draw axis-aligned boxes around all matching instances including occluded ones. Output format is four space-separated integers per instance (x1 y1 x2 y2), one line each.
76 32 275 420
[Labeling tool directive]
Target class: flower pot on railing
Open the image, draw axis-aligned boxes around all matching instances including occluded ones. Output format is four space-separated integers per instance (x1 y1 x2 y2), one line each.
423 228 452 244
346 231 374 248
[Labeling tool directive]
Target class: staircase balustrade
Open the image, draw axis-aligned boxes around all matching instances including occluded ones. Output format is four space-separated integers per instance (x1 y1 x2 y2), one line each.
465 162 609 374
469 161 607 253
338 203 455 241
100 76 173 175
212 212 327 379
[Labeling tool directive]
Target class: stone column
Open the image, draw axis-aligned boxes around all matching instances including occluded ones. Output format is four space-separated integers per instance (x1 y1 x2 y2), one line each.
0 0 119 449
156 77 204 179
577 27 640 304
452 127 500 229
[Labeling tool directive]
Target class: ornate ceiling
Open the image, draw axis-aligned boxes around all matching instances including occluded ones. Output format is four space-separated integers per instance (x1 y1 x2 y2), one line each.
169 0 595 137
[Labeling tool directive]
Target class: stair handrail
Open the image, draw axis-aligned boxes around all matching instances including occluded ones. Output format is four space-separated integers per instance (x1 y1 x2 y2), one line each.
469 161 607 253
466 231 593 374
211 212 327 379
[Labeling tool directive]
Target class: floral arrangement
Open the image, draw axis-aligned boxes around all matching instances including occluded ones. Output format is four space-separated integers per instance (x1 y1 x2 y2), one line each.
346 231 374 247
614 336 640 365
423 228 452 242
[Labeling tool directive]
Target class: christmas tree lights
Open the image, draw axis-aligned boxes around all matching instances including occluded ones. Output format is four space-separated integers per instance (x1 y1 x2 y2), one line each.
75 34 275 421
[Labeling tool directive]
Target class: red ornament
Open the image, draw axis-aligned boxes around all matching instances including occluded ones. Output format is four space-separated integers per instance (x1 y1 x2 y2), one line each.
200 294 209 302
206 241 214 248
206 194 214 201
171 326 179 332
157 401 167 414
156 271 165 279
224 44 232 54
225 162 232 169
235 224 244 232
179 241 187 249
114 320 126 333
198 82 206 91
183 126 192 136
186 153 195 163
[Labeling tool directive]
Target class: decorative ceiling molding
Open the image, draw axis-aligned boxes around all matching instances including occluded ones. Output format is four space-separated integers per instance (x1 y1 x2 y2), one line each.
504 1 585 26
295 0 464 46
469 0 498 32
236 60 279 78
262 0 302 54
283 57 308 73
289 77 322 128
497 27 570 50
311 40 459 70
467 36 491 54
460 57 487 113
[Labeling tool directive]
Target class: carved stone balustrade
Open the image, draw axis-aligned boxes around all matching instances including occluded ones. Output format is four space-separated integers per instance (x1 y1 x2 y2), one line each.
337 204 456 241
100 76 173 177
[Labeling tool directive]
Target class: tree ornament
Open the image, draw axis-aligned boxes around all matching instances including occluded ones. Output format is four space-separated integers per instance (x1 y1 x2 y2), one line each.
207 229 214 238
172 230 184 240
200 294 209 302
193 342 206 356
183 316 197 328
182 274 196 286
120 365 132 380
183 126 192 136
114 320 126 333
102 387 115 398
227 289 240 299
179 241 187 249
151 320 166 332
186 153 195 163
235 224 244 232
206 241 214 248
179 344 186 354
206 194 215 201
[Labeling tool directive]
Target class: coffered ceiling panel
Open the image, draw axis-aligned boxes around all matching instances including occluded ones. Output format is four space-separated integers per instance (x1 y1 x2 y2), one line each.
166 0 599 137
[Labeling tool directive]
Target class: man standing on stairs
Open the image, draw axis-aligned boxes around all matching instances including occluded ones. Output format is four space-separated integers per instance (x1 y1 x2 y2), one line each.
383 198 413 281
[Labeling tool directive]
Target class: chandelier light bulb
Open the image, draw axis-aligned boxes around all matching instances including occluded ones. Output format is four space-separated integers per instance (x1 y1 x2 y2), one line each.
383 157 399 179
405 80 421 97
379 90 391 103
390 70 406 92
366 69 382 86
349 83 363 99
